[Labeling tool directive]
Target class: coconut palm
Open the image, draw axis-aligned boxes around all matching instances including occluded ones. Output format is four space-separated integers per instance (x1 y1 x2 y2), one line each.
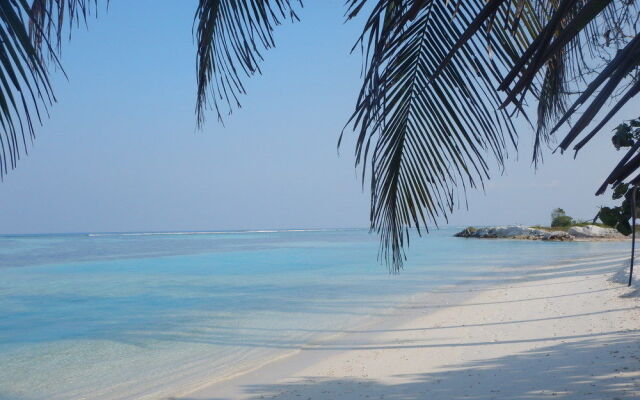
2 0 639 272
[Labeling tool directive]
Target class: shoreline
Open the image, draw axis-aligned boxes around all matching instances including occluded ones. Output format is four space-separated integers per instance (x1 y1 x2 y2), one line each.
168 258 499 399
180 250 639 400
9 229 632 400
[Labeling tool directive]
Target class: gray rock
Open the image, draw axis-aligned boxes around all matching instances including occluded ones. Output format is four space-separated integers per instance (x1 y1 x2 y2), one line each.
455 225 573 241
567 225 626 239
456 224 628 241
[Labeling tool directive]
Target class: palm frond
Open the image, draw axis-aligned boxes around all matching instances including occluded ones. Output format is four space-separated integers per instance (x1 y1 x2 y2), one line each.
497 0 639 160
195 0 302 126
29 0 102 59
521 1 640 194
0 0 53 178
345 0 640 270
344 0 539 271
0 0 100 179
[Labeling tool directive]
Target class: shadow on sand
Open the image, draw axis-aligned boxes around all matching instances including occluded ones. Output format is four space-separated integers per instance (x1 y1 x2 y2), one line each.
182 334 640 400
173 253 640 400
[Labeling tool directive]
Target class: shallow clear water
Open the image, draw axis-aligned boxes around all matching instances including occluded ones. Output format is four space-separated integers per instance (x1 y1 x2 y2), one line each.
0 228 629 400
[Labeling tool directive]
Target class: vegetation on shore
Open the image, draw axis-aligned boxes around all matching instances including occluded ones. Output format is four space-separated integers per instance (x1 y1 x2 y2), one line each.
528 208 613 232
530 206 640 234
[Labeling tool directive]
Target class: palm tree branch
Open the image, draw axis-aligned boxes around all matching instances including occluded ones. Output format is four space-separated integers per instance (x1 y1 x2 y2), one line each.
194 0 302 126
345 0 534 271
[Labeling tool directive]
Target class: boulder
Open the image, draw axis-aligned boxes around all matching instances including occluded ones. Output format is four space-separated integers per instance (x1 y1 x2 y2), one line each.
567 225 626 239
541 231 574 241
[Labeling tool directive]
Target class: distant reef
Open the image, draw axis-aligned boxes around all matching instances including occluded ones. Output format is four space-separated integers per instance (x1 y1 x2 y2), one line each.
454 225 628 241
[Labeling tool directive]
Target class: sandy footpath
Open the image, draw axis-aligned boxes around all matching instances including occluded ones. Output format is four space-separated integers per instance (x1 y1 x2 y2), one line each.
181 251 640 400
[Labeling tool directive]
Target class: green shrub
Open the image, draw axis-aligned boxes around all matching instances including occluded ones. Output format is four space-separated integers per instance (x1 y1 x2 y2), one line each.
551 215 573 227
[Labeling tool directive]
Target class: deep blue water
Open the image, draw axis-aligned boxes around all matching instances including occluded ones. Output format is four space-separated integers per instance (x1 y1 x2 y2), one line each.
0 228 629 400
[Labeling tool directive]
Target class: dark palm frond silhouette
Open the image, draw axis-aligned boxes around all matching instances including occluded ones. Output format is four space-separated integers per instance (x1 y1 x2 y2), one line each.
2 0 639 271
0 0 98 177
194 0 302 126
0 0 52 178
342 1 534 269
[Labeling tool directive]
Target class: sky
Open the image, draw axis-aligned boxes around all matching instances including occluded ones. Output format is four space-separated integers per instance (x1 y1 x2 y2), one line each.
0 0 636 234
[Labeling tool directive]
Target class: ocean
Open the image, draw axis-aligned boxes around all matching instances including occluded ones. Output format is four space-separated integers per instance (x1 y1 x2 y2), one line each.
0 228 629 400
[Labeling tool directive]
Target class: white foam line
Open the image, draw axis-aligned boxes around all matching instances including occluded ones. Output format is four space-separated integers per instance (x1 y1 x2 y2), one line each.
87 229 341 237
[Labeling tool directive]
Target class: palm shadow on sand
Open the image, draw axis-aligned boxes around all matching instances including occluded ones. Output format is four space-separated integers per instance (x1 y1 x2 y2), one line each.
186 333 640 400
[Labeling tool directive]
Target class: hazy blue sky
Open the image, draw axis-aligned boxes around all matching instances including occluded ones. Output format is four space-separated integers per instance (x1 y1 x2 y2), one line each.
0 1 635 234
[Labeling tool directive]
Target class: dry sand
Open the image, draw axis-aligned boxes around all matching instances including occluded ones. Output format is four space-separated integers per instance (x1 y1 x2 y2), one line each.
180 251 640 400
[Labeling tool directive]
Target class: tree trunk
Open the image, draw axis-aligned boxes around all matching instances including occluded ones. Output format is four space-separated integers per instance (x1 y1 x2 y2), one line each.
630 187 637 287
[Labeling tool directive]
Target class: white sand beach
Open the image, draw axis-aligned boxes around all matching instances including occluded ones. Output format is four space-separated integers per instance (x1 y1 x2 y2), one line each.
182 251 640 400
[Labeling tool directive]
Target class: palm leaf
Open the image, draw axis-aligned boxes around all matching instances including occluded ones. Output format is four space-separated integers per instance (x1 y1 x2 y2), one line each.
194 0 302 125
497 0 639 161
0 0 53 178
0 0 100 178
29 0 102 58
346 0 640 270
343 0 541 271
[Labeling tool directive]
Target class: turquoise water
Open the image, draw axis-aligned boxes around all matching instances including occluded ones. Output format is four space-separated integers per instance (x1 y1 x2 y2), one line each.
0 228 629 400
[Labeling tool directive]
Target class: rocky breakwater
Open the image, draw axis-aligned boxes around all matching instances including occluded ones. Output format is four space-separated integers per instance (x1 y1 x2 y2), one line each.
454 226 573 241
455 225 629 241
